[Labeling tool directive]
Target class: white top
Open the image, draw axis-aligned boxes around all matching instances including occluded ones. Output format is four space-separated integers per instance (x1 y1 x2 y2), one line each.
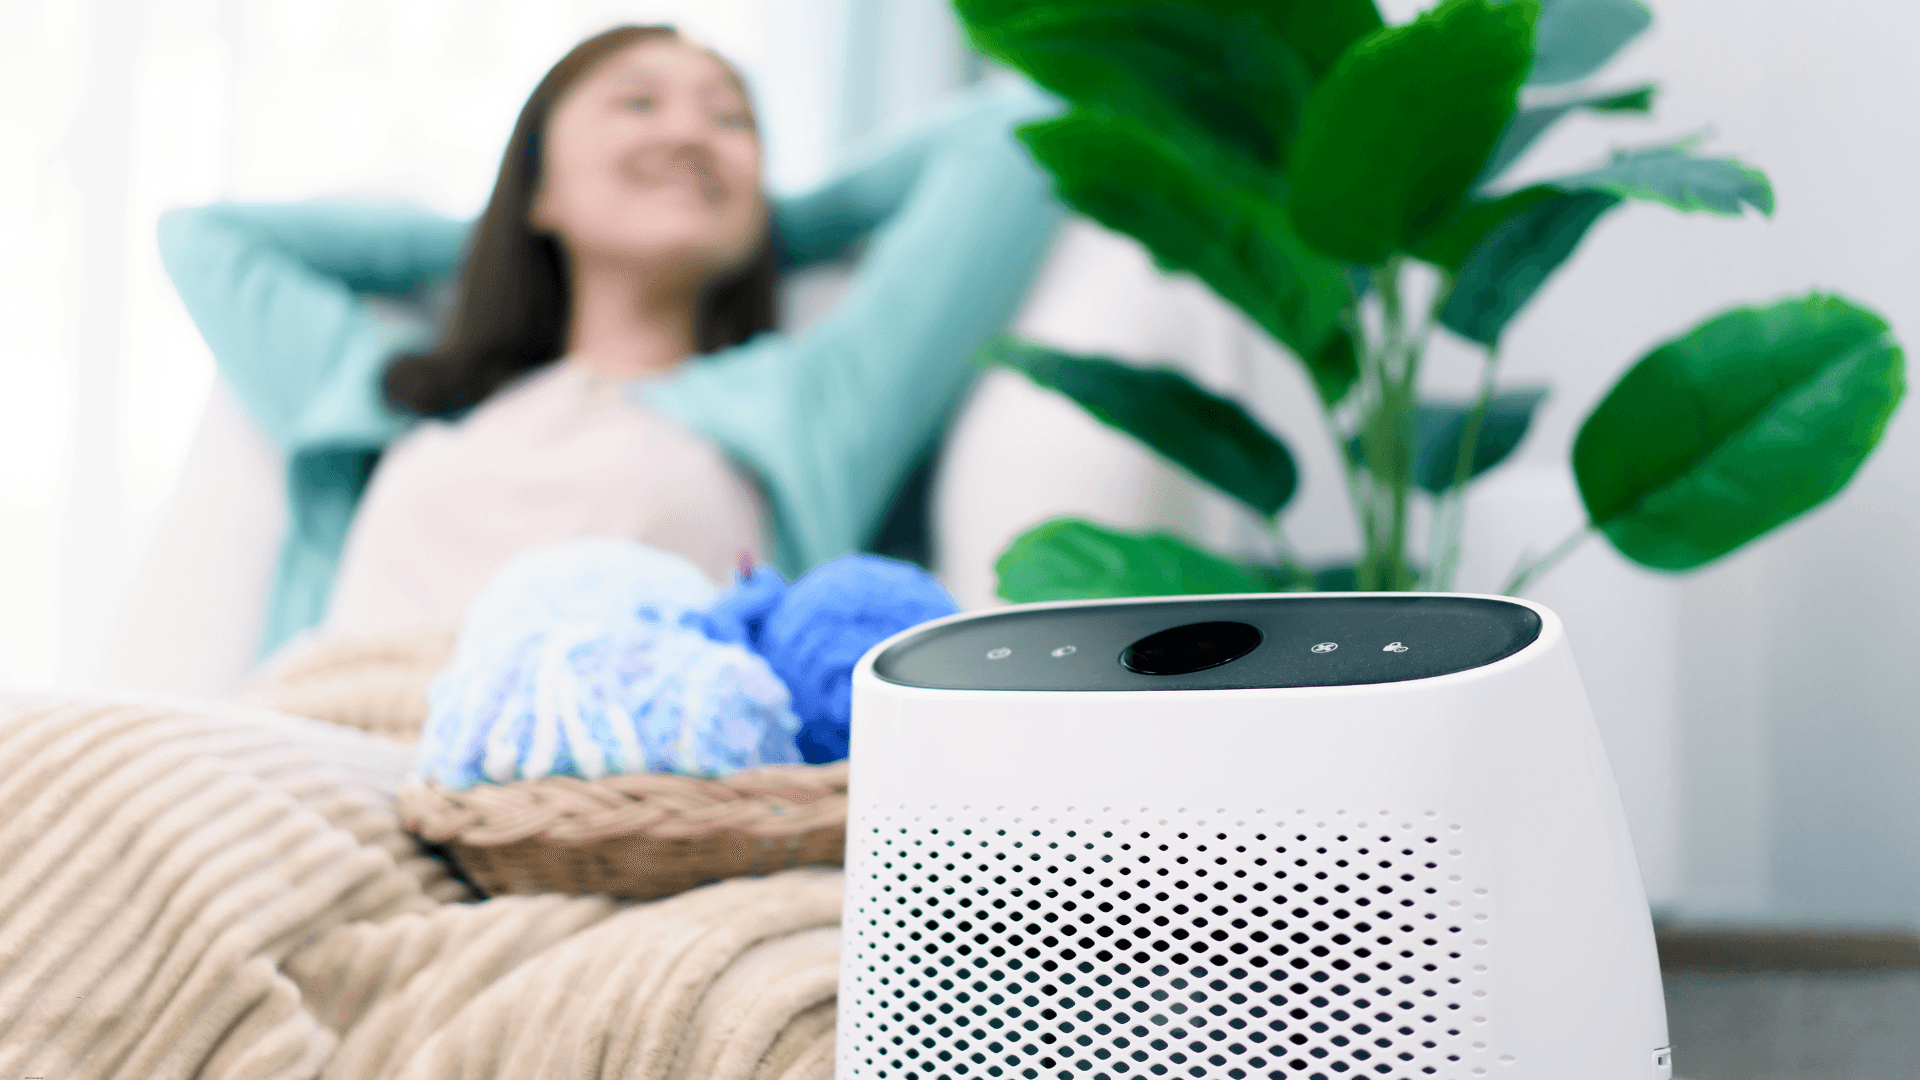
324 359 767 635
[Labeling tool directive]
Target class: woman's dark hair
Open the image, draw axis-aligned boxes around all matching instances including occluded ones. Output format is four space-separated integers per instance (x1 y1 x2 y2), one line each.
384 25 780 417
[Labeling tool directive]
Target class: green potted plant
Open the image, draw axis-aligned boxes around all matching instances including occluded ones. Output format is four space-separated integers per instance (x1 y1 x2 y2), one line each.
955 0 1906 600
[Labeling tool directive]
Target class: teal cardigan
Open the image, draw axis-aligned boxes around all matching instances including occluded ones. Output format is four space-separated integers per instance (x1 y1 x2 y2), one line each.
158 85 1063 657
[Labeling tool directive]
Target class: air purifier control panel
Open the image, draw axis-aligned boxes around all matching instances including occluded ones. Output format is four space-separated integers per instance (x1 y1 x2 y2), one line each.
874 594 1541 691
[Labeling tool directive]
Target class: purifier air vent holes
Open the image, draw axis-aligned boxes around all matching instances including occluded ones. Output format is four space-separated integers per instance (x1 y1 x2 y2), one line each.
840 810 1489 1080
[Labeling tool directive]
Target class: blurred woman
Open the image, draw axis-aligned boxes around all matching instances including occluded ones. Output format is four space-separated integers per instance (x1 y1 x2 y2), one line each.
160 25 1060 655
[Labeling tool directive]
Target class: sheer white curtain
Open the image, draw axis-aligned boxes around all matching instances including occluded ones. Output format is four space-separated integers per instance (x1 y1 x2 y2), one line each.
0 0 972 687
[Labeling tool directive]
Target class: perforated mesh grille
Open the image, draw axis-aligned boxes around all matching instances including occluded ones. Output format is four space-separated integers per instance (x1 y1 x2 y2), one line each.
840 807 1495 1079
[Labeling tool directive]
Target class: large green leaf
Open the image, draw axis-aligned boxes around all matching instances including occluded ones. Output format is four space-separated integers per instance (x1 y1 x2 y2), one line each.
1290 0 1537 266
1220 0 1386 80
1439 191 1620 344
988 339 1298 516
996 518 1289 603
1552 142 1775 215
1018 112 1357 403
1528 0 1652 86
955 0 1383 83
1573 295 1905 570
1480 83 1656 183
958 4 1311 185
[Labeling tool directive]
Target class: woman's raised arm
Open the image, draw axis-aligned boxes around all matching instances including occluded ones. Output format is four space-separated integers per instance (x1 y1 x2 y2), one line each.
157 201 467 451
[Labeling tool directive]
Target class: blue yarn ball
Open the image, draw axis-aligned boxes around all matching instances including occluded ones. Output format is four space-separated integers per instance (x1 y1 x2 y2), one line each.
697 566 790 651
756 554 959 763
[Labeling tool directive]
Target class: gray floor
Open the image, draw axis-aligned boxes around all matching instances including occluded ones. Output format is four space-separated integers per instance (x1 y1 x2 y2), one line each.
1666 971 1920 1079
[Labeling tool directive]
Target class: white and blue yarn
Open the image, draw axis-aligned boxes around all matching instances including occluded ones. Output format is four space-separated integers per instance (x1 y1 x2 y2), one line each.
416 538 802 790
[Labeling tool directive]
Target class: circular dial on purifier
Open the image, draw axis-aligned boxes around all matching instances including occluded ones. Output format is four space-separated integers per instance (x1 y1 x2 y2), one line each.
1119 621 1263 676
873 595 1542 691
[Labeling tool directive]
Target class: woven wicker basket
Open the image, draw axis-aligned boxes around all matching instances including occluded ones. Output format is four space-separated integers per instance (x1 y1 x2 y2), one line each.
398 761 848 901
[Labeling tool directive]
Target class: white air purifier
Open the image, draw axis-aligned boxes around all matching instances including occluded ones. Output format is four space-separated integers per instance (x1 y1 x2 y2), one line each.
837 593 1671 1080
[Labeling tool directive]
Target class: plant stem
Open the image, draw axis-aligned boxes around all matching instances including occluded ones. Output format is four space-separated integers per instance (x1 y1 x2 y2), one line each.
1450 348 1498 497
1427 345 1499 591
1502 523 1596 596
1394 328 1424 590
1362 259 1421 591
1322 307 1372 588
1263 514 1314 589
1383 382 1414 589
1399 278 1440 591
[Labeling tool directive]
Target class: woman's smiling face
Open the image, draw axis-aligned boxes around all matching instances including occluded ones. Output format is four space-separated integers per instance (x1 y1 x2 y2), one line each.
531 37 766 278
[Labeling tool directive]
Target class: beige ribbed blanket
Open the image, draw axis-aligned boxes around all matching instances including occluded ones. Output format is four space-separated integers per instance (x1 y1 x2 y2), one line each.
234 628 457 743
0 692 842 1079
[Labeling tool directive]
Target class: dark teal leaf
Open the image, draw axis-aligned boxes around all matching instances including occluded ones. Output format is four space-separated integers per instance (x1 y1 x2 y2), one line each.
1413 389 1549 492
1017 113 1356 403
1307 327 1363 408
1308 561 1422 590
995 517 1289 603
1346 389 1548 493
1574 295 1905 570
1311 564 1359 591
1410 186 1562 272
1480 83 1656 183
1439 191 1619 344
1528 0 1651 85
1550 142 1775 216
1290 0 1537 265
987 339 1299 516
1431 141 1772 343
1577 84 1655 111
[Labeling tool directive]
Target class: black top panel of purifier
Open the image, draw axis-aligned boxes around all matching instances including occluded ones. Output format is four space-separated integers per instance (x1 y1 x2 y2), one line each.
873 596 1542 691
